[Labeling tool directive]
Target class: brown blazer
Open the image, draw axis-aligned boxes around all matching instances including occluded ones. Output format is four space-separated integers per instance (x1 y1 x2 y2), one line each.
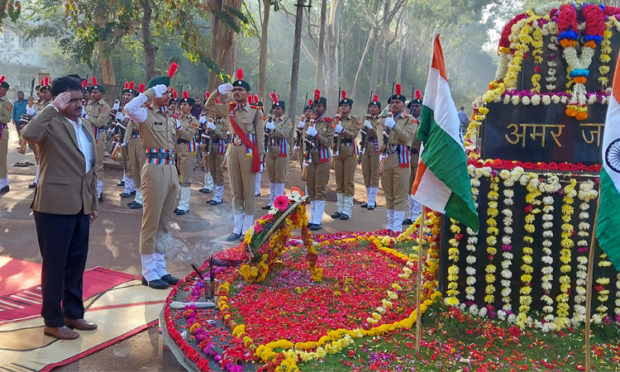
22 105 98 215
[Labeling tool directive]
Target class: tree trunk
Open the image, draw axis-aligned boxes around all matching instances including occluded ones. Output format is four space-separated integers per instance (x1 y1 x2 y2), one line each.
207 0 241 92
98 42 116 85
368 38 381 95
258 0 270 103
314 0 327 90
324 0 343 110
351 23 375 102
288 0 305 123
142 0 156 82
396 36 404 84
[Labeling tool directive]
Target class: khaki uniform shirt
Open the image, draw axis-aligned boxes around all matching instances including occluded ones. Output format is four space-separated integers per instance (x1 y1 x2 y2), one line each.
377 112 417 149
85 100 111 129
140 107 177 151
205 92 265 157
0 96 12 124
337 115 361 143
176 113 199 143
268 114 293 152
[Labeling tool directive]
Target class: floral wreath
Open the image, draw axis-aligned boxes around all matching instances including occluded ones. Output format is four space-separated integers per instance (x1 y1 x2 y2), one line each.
239 187 323 283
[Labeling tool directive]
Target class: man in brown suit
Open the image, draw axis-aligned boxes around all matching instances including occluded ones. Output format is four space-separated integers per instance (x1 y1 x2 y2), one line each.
22 76 99 340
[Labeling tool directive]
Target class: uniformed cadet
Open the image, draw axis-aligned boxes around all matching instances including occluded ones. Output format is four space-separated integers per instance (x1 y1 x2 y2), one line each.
118 82 138 199
254 98 265 198
24 79 52 188
85 77 111 202
205 69 265 241
330 91 360 221
124 63 181 289
360 95 382 210
293 100 314 170
404 90 423 225
378 83 417 232
174 91 199 215
0 75 11 193
203 110 228 206
168 90 178 115
262 93 292 209
304 89 334 231
124 83 146 209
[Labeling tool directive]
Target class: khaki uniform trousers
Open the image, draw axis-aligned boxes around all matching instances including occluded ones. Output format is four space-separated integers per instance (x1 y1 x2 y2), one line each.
139 163 179 254
334 146 356 196
121 146 130 175
176 144 195 187
128 138 146 188
306 152 331 201
266 145 288 183
94 139 105 177
381 153 411 211
361 149 381 188
228 144 256 216
207 151 226 186
0 128 7 177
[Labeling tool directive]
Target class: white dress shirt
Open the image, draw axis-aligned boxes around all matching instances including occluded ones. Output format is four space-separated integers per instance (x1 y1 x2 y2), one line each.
66 117 95 174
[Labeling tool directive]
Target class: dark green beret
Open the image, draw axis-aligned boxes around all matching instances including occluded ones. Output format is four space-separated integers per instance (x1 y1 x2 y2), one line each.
146 76 171 89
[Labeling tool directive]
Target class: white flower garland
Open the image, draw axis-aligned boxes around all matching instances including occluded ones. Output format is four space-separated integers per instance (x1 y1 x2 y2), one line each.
573 180 598 325
485 175 500 307
465 165 482 308
615 273 620 325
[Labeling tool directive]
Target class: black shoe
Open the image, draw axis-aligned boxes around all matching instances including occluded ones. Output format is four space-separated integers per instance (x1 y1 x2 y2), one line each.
173 207 179 214
255 193 261 197
340 214 350 221
120 192 131 198
128 202 143 209
0 186 9 194
330 212 341 219
98 194 103 202
160 274 180 285
262 205 272 210
360 203 368 208
367 204 376 211
117 180 125 187
28 182 37 189
402 218 413 225
226 233 241 241
199 188 212 194
207 199 222 206
308 224 322 231
130 190 136 196
175 209 189 215
141 277 169 289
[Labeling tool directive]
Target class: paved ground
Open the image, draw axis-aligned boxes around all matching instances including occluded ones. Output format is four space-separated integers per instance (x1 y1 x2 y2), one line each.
0 126 389 370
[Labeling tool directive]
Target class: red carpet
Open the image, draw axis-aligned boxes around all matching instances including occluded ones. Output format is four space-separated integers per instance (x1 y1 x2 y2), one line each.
0 257 138 324
0 257 169 371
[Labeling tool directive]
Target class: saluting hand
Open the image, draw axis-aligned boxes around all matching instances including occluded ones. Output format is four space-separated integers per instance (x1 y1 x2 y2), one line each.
53 92 72 111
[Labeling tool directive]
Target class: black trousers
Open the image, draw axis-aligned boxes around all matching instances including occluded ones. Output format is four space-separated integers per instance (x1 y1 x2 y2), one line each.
33 211 90 327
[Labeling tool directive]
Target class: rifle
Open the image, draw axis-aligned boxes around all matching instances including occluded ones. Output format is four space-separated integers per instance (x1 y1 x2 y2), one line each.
301 116 316 181
331 108 341 170
29 78 35 99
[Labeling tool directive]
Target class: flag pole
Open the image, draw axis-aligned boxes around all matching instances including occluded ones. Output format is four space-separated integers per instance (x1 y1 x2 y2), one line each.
584 184 601 372
415 207 426 352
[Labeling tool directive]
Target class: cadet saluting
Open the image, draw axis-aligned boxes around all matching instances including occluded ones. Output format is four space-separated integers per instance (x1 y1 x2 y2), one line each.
205 69 265 241
124 63 181 290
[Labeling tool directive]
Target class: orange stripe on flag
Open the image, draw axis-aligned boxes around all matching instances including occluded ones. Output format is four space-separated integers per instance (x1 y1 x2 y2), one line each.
431 34 448 82
411 160 427 195
613 51 620 102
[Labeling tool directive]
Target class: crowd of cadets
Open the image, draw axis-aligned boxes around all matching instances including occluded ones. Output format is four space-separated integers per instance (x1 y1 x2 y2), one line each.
0 69 424 285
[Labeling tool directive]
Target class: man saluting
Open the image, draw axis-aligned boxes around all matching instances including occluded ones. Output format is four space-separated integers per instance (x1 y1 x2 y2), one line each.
22 76 99 340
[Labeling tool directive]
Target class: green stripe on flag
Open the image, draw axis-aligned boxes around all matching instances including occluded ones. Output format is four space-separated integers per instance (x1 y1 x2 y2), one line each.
419 106 479 231
596 169 620 271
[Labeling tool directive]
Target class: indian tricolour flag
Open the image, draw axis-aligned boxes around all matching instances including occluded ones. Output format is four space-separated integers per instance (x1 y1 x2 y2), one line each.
411 34 479 231
596 52 620 271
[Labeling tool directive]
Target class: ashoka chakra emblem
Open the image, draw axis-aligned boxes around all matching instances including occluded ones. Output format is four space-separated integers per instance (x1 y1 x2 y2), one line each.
605 138 620 173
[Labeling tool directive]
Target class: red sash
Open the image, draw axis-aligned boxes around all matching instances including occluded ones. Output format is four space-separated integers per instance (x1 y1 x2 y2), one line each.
228 103 261 173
